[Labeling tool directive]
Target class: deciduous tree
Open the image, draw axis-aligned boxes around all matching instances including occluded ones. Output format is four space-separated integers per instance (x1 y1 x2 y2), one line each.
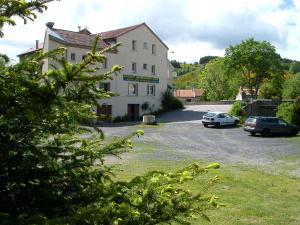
200 58 238 101
224 38 282 99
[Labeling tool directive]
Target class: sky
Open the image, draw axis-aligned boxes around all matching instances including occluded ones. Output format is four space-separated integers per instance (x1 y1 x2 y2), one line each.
0 0 300 63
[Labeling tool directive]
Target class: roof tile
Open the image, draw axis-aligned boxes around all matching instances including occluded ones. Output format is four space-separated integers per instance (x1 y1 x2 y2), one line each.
53 29 108 49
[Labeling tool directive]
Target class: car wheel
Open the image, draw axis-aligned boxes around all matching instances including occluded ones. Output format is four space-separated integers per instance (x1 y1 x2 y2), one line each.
250 132 256 136
262 128 270 137
204 124 208 127
290 129 298 136
234 120 239 126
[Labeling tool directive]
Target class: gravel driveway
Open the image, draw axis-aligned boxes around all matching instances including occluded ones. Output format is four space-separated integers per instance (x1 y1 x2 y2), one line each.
100 105 300 174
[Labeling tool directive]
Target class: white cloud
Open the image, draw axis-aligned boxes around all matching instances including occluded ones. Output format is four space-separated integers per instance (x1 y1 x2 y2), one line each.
0 0 300 62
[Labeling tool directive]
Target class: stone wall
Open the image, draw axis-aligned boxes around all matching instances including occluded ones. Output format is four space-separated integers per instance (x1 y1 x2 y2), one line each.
244 99 295 116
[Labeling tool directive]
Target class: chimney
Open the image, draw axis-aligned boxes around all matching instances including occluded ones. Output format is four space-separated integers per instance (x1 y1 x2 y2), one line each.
35 40 39 49
46 22 55 29
78 26 81 31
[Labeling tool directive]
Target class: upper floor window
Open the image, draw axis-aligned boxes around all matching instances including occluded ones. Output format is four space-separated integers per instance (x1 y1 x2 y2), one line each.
132 62 137 73
143 63 148 70
71 53 76 61
103 58 107 69
99 82 111 92
143 42 148 49
151 65 156 75
132 40 137 51
128 83 138 96
151 44 156 55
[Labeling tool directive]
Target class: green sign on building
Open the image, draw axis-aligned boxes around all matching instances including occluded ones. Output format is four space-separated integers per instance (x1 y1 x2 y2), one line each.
123 74 159 83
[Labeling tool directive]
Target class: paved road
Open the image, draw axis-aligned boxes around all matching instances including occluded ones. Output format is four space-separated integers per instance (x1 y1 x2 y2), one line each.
157 104 232 123
101 105 300 173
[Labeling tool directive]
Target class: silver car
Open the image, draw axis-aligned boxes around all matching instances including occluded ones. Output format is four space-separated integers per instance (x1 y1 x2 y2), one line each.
202 112 239 127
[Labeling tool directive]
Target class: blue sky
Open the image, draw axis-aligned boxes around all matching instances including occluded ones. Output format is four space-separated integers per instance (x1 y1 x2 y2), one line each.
0 0 299 63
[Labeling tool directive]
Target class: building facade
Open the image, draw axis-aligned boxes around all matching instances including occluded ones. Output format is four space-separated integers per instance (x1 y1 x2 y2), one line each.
20 22 173 121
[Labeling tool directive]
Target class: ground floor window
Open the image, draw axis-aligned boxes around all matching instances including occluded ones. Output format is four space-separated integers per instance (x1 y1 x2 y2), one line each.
97 104 112 121
147 84 155 96
128 83 138 96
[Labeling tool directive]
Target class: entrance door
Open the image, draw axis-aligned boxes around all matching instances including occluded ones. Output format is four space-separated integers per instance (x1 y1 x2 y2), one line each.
127 104 140 121
97 105 112 121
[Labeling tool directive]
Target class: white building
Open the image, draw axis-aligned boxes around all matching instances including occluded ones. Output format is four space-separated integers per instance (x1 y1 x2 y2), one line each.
19 22 174 121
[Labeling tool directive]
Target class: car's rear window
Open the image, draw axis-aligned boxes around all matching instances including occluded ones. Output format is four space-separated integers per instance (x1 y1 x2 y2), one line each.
261 118 278 123
246 117 256 123
205 113 216 117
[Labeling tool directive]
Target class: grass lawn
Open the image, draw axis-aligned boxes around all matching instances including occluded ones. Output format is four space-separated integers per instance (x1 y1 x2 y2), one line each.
113 158 300 225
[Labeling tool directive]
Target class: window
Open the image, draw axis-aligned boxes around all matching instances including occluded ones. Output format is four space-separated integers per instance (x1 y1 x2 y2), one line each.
143 63 148 70
151 65 156 75
103 58 107 69
99 82 110 91
132 40 137 51
71 53 76 61
217 114 225 118
128 83 138 96
151 44 156 55
132 62 137 73
82 55 86 60
147 84 155 96
143 42 148 49
278 119 287 125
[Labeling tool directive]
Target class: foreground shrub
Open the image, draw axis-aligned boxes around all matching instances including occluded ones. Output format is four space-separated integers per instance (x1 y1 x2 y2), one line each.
162 91 184 111
277 101 300 126
229 101 246 123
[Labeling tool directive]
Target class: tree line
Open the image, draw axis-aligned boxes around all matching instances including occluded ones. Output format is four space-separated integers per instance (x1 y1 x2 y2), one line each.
173 39 300 101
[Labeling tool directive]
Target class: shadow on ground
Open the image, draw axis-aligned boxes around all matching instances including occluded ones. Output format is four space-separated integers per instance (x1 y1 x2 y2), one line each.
157 108 206 123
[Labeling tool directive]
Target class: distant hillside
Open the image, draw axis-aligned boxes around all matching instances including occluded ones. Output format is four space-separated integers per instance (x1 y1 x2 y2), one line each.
173 63 204 89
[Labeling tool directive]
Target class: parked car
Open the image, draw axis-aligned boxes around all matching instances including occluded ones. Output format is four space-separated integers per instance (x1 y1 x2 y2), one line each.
243 116 299 136
202 112 239 127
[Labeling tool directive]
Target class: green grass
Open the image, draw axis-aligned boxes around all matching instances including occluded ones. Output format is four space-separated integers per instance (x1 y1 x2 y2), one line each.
134 123 164 128
113 160 300 225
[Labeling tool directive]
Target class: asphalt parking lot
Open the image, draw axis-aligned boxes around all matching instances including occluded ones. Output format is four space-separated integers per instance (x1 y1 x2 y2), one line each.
101 105 300 173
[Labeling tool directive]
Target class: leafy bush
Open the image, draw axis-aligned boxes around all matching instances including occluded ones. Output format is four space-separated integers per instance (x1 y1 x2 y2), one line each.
277 101 300 126
229 101 247 123
161 91 184 111
112 114 131 123
289 61 300 74
282 73 300 99
141 101 149 111
259 82 279 99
